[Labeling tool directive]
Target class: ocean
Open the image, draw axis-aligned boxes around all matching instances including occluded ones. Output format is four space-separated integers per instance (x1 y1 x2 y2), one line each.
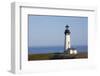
28 45 88 54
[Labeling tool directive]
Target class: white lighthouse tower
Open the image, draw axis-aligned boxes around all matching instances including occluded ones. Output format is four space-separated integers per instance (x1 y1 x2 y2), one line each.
64 25 71 50
64 25 78 55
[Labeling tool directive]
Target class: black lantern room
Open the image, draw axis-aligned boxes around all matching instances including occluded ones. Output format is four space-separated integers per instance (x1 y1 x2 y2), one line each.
64 25 70 35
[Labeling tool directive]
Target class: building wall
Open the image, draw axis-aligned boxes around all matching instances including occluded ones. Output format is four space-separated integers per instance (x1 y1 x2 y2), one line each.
65 34 71 50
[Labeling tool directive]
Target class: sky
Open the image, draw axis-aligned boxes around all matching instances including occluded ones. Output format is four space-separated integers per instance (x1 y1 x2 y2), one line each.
28 15 88 47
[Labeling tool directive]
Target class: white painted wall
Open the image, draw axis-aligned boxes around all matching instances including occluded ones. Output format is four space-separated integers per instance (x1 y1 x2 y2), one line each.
0 0 100 76
65 34 71 49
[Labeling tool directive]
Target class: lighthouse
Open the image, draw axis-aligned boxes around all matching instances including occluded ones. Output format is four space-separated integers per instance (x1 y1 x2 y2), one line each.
64 25 78 55
64 25 71 50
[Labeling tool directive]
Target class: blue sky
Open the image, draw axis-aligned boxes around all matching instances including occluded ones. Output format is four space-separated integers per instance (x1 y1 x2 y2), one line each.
28 15 88 47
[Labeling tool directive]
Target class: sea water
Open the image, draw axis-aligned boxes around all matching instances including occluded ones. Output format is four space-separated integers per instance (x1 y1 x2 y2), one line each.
28 45 88 54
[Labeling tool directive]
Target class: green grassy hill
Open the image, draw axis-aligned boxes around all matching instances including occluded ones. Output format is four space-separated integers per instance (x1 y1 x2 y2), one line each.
28 52 88 61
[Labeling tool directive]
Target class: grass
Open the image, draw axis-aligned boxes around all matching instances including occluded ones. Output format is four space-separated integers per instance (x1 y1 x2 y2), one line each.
28 53 53 60
28 52 88 61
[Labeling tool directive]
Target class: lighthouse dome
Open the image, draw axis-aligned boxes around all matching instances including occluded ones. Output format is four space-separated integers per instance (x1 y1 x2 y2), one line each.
64 25 70 35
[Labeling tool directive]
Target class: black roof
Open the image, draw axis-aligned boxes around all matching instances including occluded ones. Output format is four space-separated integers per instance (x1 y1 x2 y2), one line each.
64 25 70 35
